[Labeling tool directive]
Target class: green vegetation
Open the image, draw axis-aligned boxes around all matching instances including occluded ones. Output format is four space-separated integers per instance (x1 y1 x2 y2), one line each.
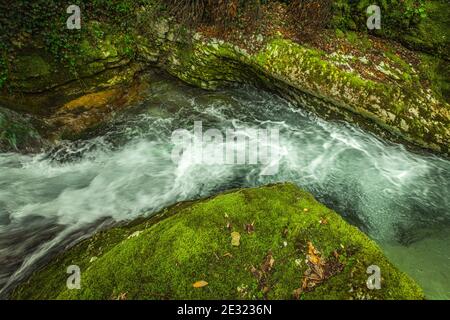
0 107 42 152
1 0 447 92
0 0 158 90
419 53 450 102
12 184 423 300
404 0 450 59
332 0 427 35
332 0 449 59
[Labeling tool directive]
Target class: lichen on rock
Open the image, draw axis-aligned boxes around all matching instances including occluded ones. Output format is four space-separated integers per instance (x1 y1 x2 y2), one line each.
162 35 450 155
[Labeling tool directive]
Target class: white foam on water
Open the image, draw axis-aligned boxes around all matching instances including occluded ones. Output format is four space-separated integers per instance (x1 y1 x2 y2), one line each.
0 81 449 298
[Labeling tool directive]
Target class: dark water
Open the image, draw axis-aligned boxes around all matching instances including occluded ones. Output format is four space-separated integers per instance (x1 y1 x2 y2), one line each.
1 73 449 299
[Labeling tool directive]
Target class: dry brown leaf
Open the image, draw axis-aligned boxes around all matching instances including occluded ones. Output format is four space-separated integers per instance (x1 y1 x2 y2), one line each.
193 280 208 288
245 222 255 234
293 288 302 299
262 251 275 273
333 250 339 259
250 266 260 277
116 292 127 300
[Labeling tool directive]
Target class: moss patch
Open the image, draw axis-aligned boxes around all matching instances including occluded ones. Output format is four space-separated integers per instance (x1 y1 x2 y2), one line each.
0 107 42 152
12 183 423 300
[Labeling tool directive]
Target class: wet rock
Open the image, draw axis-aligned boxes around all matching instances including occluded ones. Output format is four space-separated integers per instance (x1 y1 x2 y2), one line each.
0 107 43 153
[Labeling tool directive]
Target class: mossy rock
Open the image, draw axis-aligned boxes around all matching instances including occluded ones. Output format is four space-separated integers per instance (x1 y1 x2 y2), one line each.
11 183 423 300
164 37 450 155
0 107 43 153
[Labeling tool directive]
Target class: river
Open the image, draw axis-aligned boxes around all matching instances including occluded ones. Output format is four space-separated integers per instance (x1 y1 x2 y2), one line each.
0 71 449 299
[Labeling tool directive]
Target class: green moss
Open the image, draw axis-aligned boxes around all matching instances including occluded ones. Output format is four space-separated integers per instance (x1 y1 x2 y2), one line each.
0 60 7 90
335 29 345 39
12 183 423 300
2 1 448 153
419 53 450 103
401 1 450 59
333 0 449 59
0 107 42 152
164 36 449 154
14 55 51 78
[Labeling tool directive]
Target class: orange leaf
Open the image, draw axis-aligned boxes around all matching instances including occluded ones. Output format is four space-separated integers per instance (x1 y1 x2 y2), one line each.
193 280 208 288
307 242 321 265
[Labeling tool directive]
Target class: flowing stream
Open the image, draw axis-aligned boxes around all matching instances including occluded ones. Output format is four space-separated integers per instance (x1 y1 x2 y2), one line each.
0 72 449 299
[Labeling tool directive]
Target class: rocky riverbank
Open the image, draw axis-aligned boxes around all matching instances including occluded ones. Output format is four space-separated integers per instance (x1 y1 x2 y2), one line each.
0 1 448 155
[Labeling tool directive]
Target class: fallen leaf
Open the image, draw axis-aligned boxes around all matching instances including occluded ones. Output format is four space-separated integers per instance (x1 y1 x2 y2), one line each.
244 222 255 234
299 242 345 293
193 280 208 288
303 208 309 213
223 252 233 258
262 251 275 273
231 232 241 247
307 242 321 265
127 230 143 239
250 266 260 279
301 277 309 290
333 250 339 259
116 292 127 300
293 288 302 300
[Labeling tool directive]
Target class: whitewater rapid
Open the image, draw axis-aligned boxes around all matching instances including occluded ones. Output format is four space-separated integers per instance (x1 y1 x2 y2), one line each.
1 74 449 298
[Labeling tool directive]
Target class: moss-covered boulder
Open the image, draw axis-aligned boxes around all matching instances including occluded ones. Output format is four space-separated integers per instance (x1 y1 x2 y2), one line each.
1 20 142 116
12 183 423 300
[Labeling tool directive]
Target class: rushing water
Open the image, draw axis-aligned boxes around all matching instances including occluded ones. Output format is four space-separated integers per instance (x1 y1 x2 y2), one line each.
0 72 449 299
